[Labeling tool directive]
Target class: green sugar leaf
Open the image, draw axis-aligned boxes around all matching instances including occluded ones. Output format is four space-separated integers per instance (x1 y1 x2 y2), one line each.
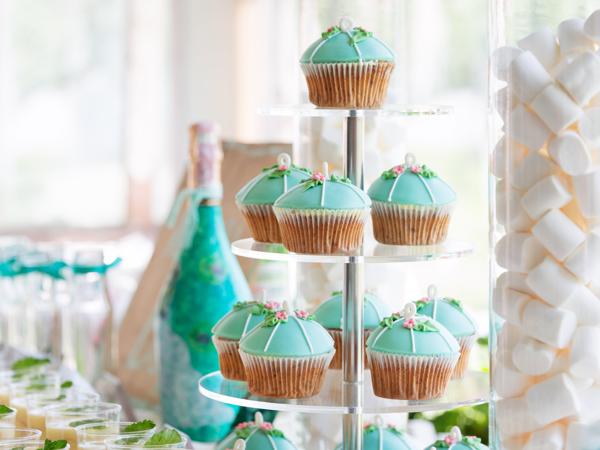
144 429 182 447
123 420 156 433
0 404 13 414
42 440 68 450
11 357 50 371
60 380 73 389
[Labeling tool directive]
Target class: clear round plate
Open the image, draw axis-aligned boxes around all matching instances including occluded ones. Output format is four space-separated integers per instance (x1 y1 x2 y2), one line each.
258 104 453 118
231 238 474 264
198 370 488 414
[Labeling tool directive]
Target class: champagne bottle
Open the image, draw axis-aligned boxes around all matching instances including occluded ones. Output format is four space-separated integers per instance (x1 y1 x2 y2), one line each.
158 122 250 442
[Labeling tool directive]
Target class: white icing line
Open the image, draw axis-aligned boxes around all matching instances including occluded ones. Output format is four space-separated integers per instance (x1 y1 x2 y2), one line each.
309 32 338 64
320 181 326 207
264 322 280 352
433 299 438 321
416 173 436 202
344 31 363 62
387 172 403 202
283 174 288 193
370 326 388 347
410 328 416 353
241 313 253 338
267 434 277 450
378 427 383 450
293 316 314 353
374 36 395 58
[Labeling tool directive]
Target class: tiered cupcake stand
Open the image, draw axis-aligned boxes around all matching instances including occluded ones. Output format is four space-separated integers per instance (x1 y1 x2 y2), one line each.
199 105 489 450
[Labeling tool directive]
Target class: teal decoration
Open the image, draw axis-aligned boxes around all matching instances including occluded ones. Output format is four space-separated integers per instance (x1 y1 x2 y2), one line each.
334 421 413 450
70 257 122 275
216 415 297 450
300 25 394 64
313 291 390 330
274 176 371 210
212 301 280 340
14 259 68 279
159 203 250 442
416 298 477 338
236 164 311 206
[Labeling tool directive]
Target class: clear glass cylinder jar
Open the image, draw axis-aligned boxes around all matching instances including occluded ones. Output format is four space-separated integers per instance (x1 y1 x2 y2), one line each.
490 2 600 449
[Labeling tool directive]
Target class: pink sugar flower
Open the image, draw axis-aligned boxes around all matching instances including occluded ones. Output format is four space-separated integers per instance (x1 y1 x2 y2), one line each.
260 423 273 431
278 164 288 171
444 435 457 445
410 165 422 174
403 318 415 329
419 296 429 303
295 310 310 320
264 301 280 310
312 172 325 182
392 165 404 175
275 310 288 321
236 422 251 430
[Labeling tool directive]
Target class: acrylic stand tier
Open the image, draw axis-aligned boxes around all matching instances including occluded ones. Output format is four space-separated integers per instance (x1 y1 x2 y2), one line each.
199 105 487 450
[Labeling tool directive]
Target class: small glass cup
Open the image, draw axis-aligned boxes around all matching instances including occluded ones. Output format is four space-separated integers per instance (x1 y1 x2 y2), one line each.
10 373 61 427
45 403 121 450
104 430 188 450
17 440 71 450
0 428 42 449
0 407 16 428
77 422 157 450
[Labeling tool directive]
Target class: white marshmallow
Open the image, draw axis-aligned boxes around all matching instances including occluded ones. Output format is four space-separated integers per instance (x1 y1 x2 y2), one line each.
569 374 595 391
521 300 577 348
493 359 534 398
518 27 559 70
493 287 531 325
577 386 600 425
510 51 553 103
512 336 556 375
566 420 600 450
492 136 528 179
527 257 579 306
558 18 596 55
507 105 552 151
565 229 600 283
585 9 600 40
521 176 572 220
557 51 600 105
531 83 583 134
573 168 600 219
524 423 565 450
494 87 518 121
495 232 546 272
496 396 541 437
548 132 594 176
511 151 557 191
496 181 534 232
492 46 523 81
496 271 534 296
526 373 580 426
579 107 600 147
570 326 600 379
563 285 600 326
545 351 570 377
532 209 587 261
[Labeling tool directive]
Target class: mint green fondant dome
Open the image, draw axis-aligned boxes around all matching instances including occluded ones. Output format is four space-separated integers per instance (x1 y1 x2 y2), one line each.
236 160 311 206
416 298 477 338
216 418 297 450
274 176 371 210
300 25 394 64
368 163 456 206
212 301 280 340
334 424 413 450
313 292 391 330
367 313 459 356
425 434 488 450
239 311 334 357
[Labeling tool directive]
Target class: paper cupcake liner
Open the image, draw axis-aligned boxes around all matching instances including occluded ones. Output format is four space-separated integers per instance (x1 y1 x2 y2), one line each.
454 334 476 379
371 201 454 245
367 350 458 400
301 62 394 108
239 351 334 398
213 336 247 381
273 207 368 254
237 203 281 243
328 329 371 370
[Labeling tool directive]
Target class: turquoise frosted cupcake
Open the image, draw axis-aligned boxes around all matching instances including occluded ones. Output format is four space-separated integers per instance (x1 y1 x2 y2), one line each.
212 300 281 381
239 306 334 398
334 416 413 450
415 286 477 379
368 154 456 245
236 153 311 243
313 291 390 369
273 164 371 254
425 427 488 450
216 412 297 450
366 303 460 400
300 17 395 108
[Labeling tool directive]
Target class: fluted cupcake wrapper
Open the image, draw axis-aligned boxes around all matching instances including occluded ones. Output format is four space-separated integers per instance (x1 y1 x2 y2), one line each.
328 328 371 370
454 334 476 379
237 203 282 243
301 62 394 109
371 201 454 245
213 336 247 381
273 207 369 254
239 351 334 398
367 350 458 400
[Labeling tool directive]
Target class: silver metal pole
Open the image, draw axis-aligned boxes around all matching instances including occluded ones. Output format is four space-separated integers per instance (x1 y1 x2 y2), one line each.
342 111 365 450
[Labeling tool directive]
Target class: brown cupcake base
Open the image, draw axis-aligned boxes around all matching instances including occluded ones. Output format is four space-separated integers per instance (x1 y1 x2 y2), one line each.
273 207 368 254
454 335 476 379
371 202 453 245
301 62 395 109
238 203 281 243
213 336 246 381
239 351 333 398
328 328 371 369
368 350 458 400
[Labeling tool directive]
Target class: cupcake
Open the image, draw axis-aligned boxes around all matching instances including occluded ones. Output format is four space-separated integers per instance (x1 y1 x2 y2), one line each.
425 427 488 450
216 412 297 450
366 303 460 400
300 17 395 108
415 285 477 379
236 153 311 243
239 305 335 398
368 153 456 245
313 291 391 369
212 299 281 381
273 163 371 254
335 416 413 450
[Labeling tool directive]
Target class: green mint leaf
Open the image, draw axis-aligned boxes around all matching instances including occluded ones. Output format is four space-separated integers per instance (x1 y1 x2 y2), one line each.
446 298 463 310
11 357 50 371
0 404 13 414
43 440 68 450
415 300 428 311
123 420 156 433
144 429 182 447
60 381 73 389
321 25 341 39
69 418 105 428
413 319 439 332
267 429 285 438
114 437 143 446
